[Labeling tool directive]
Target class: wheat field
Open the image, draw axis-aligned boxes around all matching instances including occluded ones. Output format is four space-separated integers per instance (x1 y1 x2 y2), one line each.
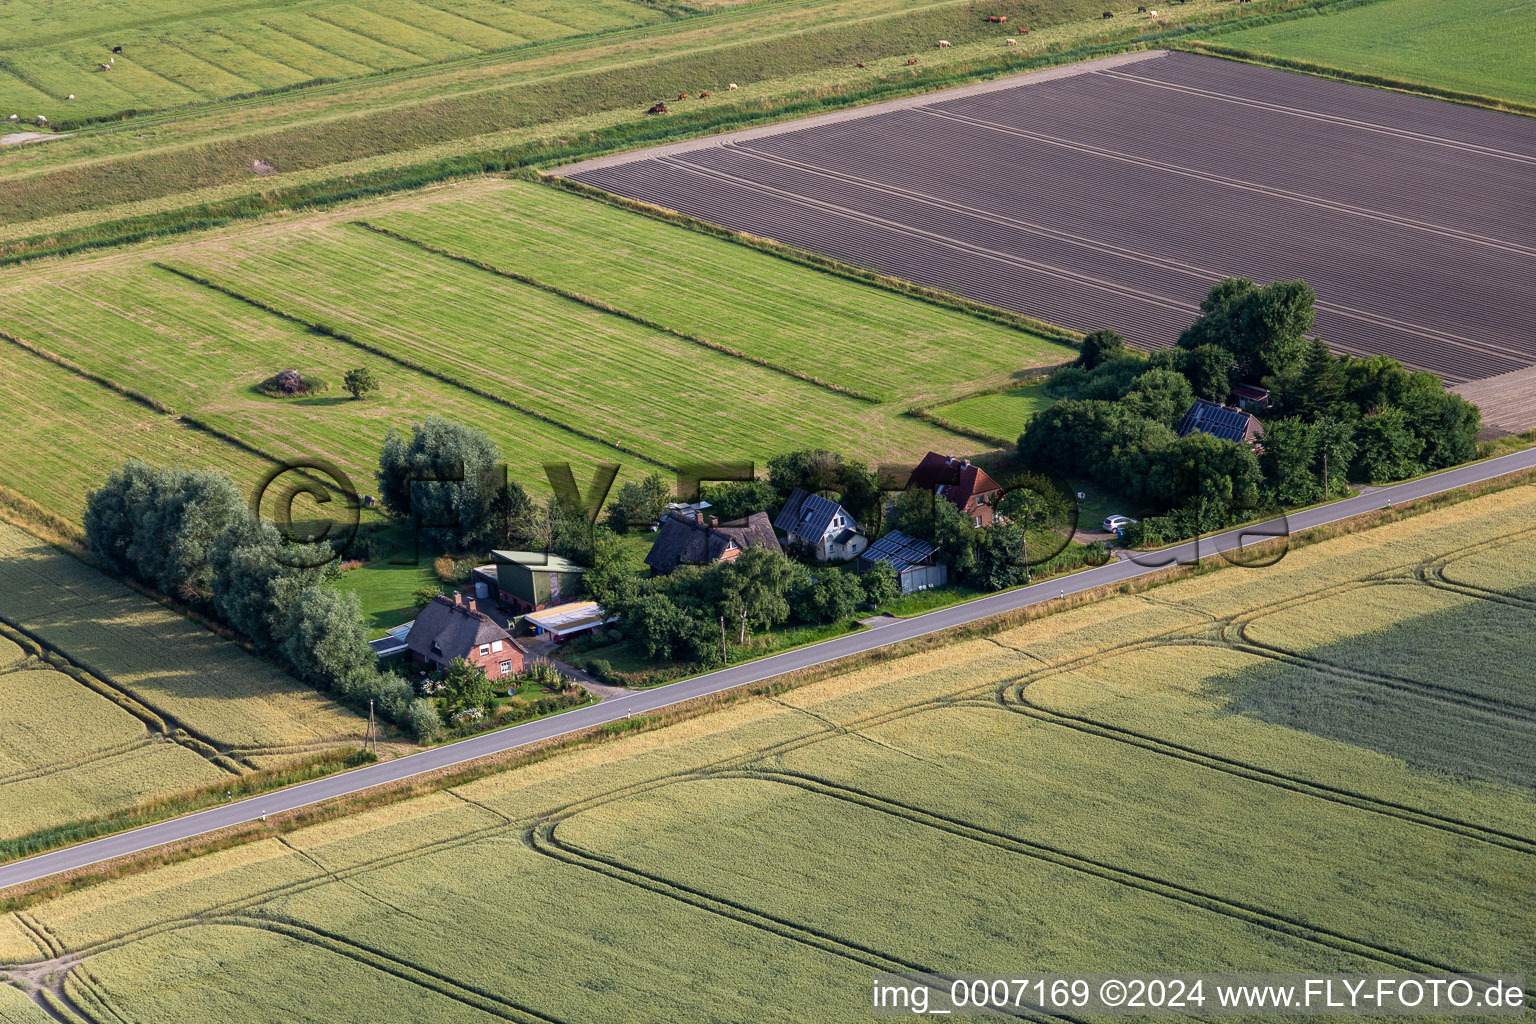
2 483 1532 1020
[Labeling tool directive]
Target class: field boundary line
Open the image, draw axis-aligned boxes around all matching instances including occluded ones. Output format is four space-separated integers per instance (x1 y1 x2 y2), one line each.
350 220 888 405
152 261 675 470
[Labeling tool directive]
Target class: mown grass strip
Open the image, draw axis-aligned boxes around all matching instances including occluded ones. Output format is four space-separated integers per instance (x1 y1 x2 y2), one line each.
1173 39 1536 117
351 220 884 404
153 262 675 470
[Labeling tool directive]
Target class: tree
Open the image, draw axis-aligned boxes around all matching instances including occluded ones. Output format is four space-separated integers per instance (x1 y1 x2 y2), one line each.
860 560 901 606
442 657 495 715
974 521 1029 591
1399 373 1480 470
1075 328 1125 370
800 569 864 623
1259 417 1322 507
1178 278 1316 381
377 416 505 551
604 473 671 532
718 546 794 632
412 584 442 608
1313 417 1357 498
342 367 380 400
1352 407 1425 483
1120 368 1194 429
582 530 640 613
208 512 328 652
889 489 977 579
281 587 373 690
1176 344 1236 402
84 461 246 599
701 478 778 522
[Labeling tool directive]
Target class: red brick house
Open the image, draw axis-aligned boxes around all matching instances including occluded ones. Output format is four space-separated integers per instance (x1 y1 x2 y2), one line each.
907 452 1003 527
406 593 527 681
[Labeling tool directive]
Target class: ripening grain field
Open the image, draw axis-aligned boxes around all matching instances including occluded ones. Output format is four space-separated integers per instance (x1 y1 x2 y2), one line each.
0 524 363 768
0 179 1067 526
3 485 1532 1021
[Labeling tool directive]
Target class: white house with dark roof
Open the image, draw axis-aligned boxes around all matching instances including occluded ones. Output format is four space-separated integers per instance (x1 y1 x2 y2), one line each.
774 488 868 562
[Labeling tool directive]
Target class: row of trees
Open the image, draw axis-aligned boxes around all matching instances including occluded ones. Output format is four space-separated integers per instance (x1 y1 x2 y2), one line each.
1020 279 1481 526
85 461 440 740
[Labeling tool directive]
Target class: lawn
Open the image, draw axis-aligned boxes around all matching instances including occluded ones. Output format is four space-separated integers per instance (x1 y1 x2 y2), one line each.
1204 0 1536 105
4 484 1530 1021
331 558 438 638
928 382 1055 443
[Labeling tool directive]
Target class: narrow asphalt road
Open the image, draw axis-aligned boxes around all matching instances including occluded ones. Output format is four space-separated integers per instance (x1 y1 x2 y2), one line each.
3 449 1533 891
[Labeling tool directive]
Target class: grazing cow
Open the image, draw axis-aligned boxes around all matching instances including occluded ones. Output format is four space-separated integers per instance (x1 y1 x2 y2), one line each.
1020 26 1030 32
646 102 668 114
36 115 46 123
678 92 688 100
113 45 123 53
1004 37 1016 45
856 61 867 67
8 114 17 121
937 39 950 47
1102 10 1114 16
99 63 111 71
906 57 919 65
1137 6 1146 12
728 82 738 90
67 94 74 99
700 90 711 98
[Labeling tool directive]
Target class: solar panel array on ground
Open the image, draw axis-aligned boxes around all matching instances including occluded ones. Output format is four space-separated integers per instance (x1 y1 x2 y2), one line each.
567 51 1536 386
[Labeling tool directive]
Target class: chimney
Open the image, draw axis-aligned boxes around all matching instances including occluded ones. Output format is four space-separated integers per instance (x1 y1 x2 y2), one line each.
453 592 464 607
465 598 478 614
695 510 706 526
945 453 956 465
961 459 971 469
708 516 719 528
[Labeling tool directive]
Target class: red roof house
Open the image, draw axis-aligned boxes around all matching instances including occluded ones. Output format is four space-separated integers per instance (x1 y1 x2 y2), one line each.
907 452 1003 527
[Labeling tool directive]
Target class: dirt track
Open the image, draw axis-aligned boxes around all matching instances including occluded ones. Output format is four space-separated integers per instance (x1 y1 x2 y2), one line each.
566 51 1536 386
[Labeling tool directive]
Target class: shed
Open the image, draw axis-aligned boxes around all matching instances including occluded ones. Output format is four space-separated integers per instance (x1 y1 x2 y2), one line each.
523 601 618 644
857 530 949 595
490 550 588 613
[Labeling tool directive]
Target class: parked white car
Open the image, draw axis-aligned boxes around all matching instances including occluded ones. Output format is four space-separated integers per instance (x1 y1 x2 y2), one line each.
1101 515 1137 533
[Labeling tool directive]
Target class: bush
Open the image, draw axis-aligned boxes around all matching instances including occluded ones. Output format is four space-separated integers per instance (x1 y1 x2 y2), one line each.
256 369 329 398
586 658 615 684
412 584 442 608
404 698 442 741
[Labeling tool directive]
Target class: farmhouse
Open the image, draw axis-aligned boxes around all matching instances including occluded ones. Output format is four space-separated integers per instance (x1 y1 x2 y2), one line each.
908 451 1003 527
481 550 588 614
1176 399 1265 445
857 530 948 595
1228 384 1273 412
406 593 527 680
774 488 868 562
645 508 782 575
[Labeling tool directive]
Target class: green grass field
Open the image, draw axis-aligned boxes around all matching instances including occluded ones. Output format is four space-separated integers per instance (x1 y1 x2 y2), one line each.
928 382 1054 442
1206 0 1536 105
0 179 1067 529
2 485 1531 1018
0 0 668 124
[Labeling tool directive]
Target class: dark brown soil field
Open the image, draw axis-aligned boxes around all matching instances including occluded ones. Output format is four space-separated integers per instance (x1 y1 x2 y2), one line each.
565 51 1536 386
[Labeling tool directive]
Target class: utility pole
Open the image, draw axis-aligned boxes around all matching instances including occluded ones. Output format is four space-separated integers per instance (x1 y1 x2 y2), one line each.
1322 450 1329 499
720 616 727 664
739 608 747 645
367 698 377 756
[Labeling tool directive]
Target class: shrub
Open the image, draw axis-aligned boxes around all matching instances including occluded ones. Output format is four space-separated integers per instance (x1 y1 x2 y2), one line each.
586 658 615 684
412 584 442 608
256 369 329 398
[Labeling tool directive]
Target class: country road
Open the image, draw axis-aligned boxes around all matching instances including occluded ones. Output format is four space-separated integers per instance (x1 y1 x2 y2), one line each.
3 447 1533 892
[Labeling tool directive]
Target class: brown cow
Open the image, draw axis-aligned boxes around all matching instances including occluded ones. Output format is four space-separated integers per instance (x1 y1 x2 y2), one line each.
907 57 919 64
678 92 689 100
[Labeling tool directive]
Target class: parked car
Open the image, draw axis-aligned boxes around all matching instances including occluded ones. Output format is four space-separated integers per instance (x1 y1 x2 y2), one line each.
1101 515 1137 533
